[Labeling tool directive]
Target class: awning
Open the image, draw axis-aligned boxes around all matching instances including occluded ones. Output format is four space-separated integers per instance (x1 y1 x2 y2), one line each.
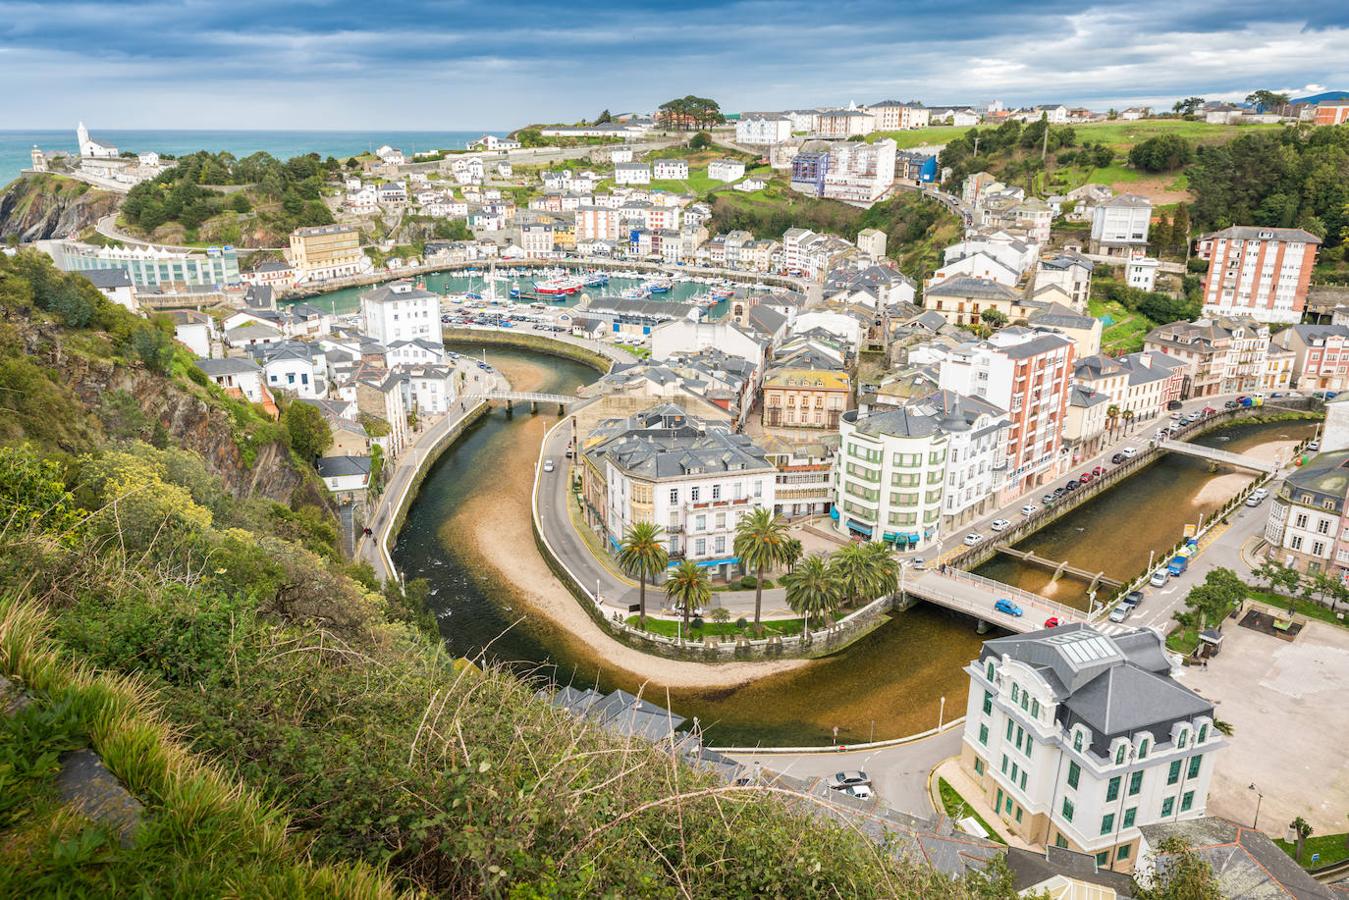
608 536 622 553
846 519 873 536
882 532 899 542
829 508 840 521
690 556 739 569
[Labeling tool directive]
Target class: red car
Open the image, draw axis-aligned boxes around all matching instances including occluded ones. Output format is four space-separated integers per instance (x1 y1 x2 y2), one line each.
1079 472 1093 483
1044 617 1060 628
1092 465 1106 476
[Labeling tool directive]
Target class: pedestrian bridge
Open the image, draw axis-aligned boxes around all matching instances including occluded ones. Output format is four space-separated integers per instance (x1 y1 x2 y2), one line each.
903 569 1091 634
464 390 578 407
1157 439 1277 473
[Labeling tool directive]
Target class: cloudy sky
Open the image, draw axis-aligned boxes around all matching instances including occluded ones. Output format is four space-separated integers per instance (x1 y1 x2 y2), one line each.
2 0 1347 130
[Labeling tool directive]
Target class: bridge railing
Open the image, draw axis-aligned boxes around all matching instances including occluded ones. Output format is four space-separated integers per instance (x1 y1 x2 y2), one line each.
918 569 1089 620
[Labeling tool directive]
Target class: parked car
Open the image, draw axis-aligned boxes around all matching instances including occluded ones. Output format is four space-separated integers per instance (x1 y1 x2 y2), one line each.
1252 487 1270 500
1108 604 1133 623
828 771 872 789
1123 591 1144 609
1065 480 1080 492
990 519 1011 532
1111 453 1126 464
839 784 874 800
1202 407 1216 416
1021 504 1038 516
1150 569 1169 587
1043 617 1060 628
994 598 1024 617
1245 495 1262 507
1224 400 1239 410
1309 440 1321 451
1092 466 1106 476
963 532 984 546
1079 472 1093 483
911 557 925 570
1166 400 1183 410
1122 447 1138 458
542 458 555 473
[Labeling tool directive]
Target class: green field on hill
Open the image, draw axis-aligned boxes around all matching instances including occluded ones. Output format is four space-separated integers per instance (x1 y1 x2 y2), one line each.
872 118 1282 151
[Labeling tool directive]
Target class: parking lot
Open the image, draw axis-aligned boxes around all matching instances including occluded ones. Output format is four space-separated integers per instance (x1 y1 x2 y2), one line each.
1184 615 1349 835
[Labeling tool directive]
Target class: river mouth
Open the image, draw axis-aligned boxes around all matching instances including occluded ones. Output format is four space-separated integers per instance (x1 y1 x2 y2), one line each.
393 344 1317 746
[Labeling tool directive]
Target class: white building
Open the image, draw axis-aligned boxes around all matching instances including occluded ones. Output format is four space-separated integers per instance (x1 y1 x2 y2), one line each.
1090 195 1152 257
652 159 689 180
81 267 137 312
736 114 793 145
399 364 458 417
614 163 651 185
581 406 777 580
1125 256 1161 292
375 145 406 166
707 159 747 182
834 405 947 550
76 122 118 158
649 319 765 370
1195 226 1322 325
360 280 442 345
961 625 1223 872
195 357 268 405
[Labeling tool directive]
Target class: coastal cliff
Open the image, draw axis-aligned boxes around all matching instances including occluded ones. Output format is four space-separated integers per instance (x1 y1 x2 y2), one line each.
0 174 119 242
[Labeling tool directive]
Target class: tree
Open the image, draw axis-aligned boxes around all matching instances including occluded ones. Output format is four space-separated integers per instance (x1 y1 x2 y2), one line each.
657 96 724 131
1133 836 1222 900
782 554 841 639
1179 567 1245 629
1129 135 1194 172
617 521 668 630
688 131 712 150
783 537 803 573
980 308 1008 328
594 109 613 125
664 559 710 641
1173 97 1206 117
1106 404 1121 436
733 508 792 631
1245 90 1291 113
830 543 877 608
1172 204 1191 255
283 400 332 463
1291 816 1313 861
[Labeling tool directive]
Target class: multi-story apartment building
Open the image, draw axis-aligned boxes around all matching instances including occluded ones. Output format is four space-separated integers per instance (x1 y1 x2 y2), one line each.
1064 385 1112 461
1089 195 1151 257
1196 226 1321 324
923 276 1021 328
708 159 748 182
866 101 930 131
613 163 651 185
359 280 442 345
577 205 623 242
760 436 836 520
961 625 1224 872
937 330 1074 495
834 405 949 551
288 225 369 283
58 241 242 289
1145 317 1291 397
1273 324 1349 394
735 113 792 145
652 159 689 180
1073 353 1184 425
789 139 897 204
928 390 1011 527
580 405 776 580
1264 451 1349 575
815 109 876 138
761 368 851 429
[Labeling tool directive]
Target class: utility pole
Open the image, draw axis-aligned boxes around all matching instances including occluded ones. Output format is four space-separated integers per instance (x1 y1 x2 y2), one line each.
1040 115 1050 161
972 133 981 158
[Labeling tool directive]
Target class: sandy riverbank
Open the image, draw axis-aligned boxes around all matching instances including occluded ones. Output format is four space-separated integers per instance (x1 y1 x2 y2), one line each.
1189 437 1300 507
442 353 812 690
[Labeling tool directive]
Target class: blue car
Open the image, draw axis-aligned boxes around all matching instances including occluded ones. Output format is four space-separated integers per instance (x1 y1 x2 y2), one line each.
994 598 1023 617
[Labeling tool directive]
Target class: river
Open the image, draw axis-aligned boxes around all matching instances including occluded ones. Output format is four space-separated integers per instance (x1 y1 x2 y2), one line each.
392 346 1316 746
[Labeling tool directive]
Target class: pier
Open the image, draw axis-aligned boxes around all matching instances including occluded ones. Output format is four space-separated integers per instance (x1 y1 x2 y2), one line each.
992 546 1122 593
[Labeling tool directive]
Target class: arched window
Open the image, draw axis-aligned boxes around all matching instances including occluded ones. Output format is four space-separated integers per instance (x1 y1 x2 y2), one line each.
1073 730 1083 752
1138 738 1150 759
1197 724 1208 744
1177 729 1188 749
1031 698 1040 719
986 661 995 681
1115 744 1126 765
1011 683 1020 703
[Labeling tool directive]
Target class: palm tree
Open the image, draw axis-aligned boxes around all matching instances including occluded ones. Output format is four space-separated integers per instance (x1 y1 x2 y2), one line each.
861 541 899 599
616 521 668 630
1106 404 1120 436
783 537 804 573
782 554 842 639
831 542 881 608
665 559 710 643
733 508 792 631
1121 409 1136 433
1290 816 1313 861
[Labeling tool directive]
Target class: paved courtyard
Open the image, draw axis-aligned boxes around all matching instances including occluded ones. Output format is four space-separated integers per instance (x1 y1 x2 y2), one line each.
1182 614 1349 836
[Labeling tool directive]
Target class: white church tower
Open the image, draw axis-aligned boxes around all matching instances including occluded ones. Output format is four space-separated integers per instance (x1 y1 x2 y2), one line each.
77 121 117 159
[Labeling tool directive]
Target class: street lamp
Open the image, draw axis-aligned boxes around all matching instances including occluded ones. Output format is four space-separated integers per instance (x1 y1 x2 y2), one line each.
938 695 947 732
1249 783 1264 830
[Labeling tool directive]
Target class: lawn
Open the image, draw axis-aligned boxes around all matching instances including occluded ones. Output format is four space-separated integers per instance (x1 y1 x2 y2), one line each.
1274 833 1349 870
625 615 808 639
1245 588 1349 631
937 778 1005 844
1088 298 1155 354
869 118 1282 152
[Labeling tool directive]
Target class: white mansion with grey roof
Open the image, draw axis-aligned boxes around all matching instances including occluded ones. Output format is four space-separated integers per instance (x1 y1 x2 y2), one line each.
579 405 776 578
960 625 1223 874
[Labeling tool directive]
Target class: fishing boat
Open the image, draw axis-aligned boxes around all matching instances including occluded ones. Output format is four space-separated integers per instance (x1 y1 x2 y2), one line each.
643 277 672 294
583 271 609 287
709 286 736 300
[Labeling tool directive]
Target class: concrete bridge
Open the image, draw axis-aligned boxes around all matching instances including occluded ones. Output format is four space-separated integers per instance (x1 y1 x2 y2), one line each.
993 546 1123 593
1157 439 1278 473
463 389 577 410
901 568 1090 635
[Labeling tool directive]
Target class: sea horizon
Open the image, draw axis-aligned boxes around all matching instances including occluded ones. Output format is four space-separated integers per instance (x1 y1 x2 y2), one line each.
0 128 510 187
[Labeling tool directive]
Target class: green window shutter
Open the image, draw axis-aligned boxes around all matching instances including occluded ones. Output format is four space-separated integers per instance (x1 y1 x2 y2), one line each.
1106 776 1121 802
1068 761 1080 790
1167 760 1181 785
1100 813 1115 835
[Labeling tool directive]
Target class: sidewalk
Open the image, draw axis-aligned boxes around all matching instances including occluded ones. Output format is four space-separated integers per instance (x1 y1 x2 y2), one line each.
930 758 1033 850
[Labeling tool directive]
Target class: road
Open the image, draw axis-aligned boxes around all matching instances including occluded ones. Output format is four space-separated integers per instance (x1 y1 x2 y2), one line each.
728 726 965 819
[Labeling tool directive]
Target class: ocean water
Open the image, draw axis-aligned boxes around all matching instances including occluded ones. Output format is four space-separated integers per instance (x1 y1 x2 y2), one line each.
0 129 507 186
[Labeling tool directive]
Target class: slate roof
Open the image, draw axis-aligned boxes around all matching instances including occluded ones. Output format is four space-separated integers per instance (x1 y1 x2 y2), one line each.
846 406 942 439
361 282 439 305
1200 225 1323 245
1005 846 1136 897
315 455 371 479
925 276 1020 302
194 357 261 377
1140 818 1335 899
583 405 774 479
1029 301 1096 331
1039 253 1095 273
81 267 134 289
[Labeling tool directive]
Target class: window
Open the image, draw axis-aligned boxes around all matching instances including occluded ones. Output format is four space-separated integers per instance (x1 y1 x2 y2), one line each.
1129 771 1143 797
974 757 984 775
714 536 725 554
1020 692 1029 712
1100 812 1115 835
1024 739 1032 763
1020 771 1027 791
1061 798 1074 823
1095 851 1111 867
1055 834 1069 849
691 487 700 502
1031 698 1040 719
1001 755 1009 774
695 515 706 531
1106 776 1121 802
996 787 1004 811
1068 761 1081 790
1122 807 1136 829
983 690 993 715
1010 761 1019 781
1181 791 1194 812
1197 724 1208 744
695 539 705 556
1161 796 1175 817
712 484 721 500
1073 731 1084 752
1006 720 1014 740
1117 843 1131 861
979 724 989 746
1011 683 1020 704
1115 744 1127 765
1167 761 1182 786
1188 755 1202 779
1138 738 1149 760
1177 729 1188 749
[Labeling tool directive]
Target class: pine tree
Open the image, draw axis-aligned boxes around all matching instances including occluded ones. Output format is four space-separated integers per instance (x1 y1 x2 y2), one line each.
1172 204 1191 256
1153 211 1172 258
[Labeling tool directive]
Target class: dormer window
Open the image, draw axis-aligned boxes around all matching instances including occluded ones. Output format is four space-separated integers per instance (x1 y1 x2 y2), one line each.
986 661 995 682
1138 738 1150 760
1177 728 1188 749
1115 744 1127 765
1073 730 1083 752
1011 683 1020 704
1197 724 1208 744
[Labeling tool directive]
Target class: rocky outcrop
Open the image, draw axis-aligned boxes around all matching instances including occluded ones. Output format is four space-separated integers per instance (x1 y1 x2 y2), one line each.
0 175 119 242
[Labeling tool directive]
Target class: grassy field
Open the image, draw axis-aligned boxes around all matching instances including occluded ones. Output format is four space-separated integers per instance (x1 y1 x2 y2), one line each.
871 118 1282 151
937 778 1005 844
625 615 808 639
1274 833 1349 870
1089 298 1155 354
